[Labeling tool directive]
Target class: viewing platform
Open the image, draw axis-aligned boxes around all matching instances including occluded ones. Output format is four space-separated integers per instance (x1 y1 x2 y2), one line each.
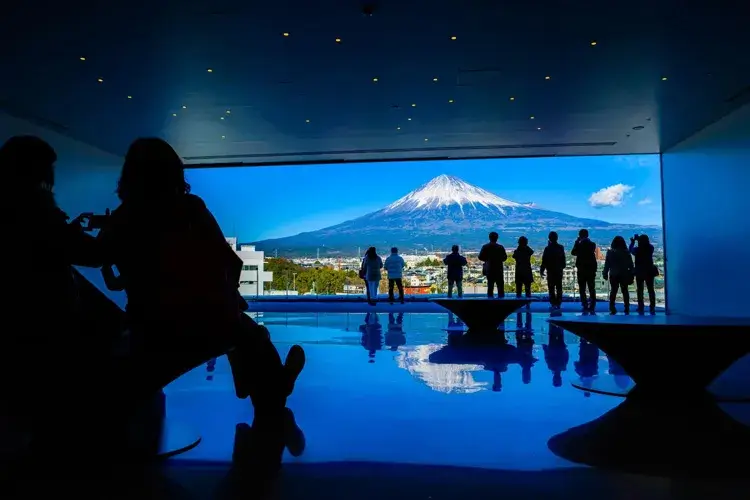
244 293 663 314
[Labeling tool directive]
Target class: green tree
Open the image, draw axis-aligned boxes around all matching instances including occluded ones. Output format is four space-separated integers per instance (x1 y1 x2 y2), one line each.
264 258 303 291
416 257 442 267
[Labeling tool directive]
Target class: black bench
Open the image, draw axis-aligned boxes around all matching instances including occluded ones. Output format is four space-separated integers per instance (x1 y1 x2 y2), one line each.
547 314 750 399
430 298 531 334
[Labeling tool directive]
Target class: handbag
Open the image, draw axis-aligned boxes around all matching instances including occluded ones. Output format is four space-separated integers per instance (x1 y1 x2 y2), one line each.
624 269 635 286
482 262 489 276
358 259 367 280
651 265 660 277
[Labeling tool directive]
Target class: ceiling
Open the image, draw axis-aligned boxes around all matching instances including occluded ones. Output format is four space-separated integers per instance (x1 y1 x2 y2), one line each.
1 0 749 166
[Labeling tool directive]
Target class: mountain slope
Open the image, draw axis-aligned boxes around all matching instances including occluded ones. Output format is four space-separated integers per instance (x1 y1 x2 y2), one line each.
253 174 660 256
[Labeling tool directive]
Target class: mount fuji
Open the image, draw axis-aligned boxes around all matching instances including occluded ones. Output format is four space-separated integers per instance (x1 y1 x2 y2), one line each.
252 174 660 256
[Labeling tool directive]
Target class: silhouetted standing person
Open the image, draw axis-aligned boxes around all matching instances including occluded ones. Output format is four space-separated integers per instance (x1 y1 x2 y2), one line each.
384 247 406 304
630 234 658 314
575 340 599 397
443 245 467 298
603 236 634 315
571 229 597 311
359 312 382 362
479 232 508 298
540 231 566 309
513 236 534 299
361 247 383 306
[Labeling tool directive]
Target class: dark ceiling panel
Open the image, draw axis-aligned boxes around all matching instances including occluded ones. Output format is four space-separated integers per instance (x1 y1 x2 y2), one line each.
1 0 748 164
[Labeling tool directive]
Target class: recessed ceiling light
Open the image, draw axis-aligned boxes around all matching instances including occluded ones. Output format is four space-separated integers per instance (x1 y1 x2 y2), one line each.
433 77 438 82
182 105 187 109
97 78 103 83
207 68 213 73
220 116 225 120
411 103 416 107
127 95 132 99
221 135 226 139
283 32 290 37
226 110 231 114
448 99 454 103
172 113 177 117
397 126 401 130
537 127 542 130
509 96 515 101
305 119 310 123
544 76 551 80
335 38 342 43
530 116 535 120
373 77 379 82
661 76 668 81
590 41 597 46
450 36 457 40
79 57 86 61
424 138 429 142
407 117 412 121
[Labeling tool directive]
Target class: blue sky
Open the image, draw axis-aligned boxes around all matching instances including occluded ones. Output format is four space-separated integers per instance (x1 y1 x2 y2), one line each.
187 154 663 242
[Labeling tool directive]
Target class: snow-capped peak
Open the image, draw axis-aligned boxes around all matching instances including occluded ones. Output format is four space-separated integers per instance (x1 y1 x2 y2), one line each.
384 174 525 212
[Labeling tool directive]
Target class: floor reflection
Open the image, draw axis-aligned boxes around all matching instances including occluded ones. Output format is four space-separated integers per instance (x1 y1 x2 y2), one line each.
174 310 750 470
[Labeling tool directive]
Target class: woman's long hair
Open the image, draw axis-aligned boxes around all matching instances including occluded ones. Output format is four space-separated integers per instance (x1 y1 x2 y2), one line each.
638 234 651 246
365 246 377 259
611 236 627 251
116 138 190 203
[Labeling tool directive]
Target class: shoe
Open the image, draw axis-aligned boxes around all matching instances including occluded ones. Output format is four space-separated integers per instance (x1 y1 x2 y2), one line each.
284 345 306 396
282 408 306 457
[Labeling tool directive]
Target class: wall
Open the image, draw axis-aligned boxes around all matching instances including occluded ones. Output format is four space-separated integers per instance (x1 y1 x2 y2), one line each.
1 112 126 307
661 103 750 316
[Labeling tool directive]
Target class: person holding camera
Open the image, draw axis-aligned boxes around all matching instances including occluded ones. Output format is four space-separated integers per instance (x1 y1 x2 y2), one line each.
571 229 597 311
1 135 105 458
603 236 634 315
629 234 658 314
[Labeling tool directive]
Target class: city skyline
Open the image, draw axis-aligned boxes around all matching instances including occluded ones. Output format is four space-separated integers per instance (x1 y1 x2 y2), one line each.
188 154 662 242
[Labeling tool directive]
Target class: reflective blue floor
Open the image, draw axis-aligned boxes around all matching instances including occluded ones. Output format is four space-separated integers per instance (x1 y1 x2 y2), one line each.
165 311 750 470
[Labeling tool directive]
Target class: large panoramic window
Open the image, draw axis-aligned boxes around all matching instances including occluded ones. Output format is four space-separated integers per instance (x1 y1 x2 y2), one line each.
188 155 664 302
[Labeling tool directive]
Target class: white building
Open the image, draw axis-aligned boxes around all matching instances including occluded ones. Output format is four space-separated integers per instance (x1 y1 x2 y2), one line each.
226 237 273 297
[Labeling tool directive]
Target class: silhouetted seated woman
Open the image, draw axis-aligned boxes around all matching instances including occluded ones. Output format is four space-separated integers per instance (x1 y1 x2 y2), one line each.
0 136 104 458
97 138 305 423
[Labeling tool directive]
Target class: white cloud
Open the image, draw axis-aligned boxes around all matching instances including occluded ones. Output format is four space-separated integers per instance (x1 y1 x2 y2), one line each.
588 184 634 208
638 198 653 205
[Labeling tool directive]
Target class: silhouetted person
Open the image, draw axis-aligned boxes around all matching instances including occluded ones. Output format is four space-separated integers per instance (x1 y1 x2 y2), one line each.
443 244 467 298
544 323 569 388
540 231 566 309
360 247 383 306
603 236 634 315
385 312 406 351
479 232 508 298
630 234 657 314
97 138 305 421
1 135 106 459
384 247 405 304
359 312 383 362
571 229 597 311
513 236 534 300
575 340 599 397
